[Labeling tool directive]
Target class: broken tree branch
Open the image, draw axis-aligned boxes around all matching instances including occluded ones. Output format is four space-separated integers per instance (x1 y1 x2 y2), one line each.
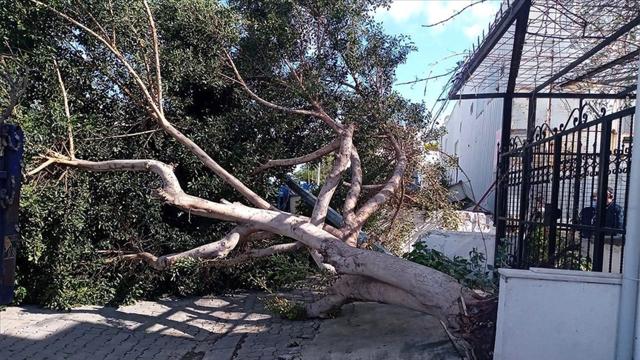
53 59 75 159
224 50 342 133
253 138 340 174
40 153 336 250
247 242 303 258
142 0 163 116
310 125 353 226
104 224 259 270
352 133 407 228
34 1 273 209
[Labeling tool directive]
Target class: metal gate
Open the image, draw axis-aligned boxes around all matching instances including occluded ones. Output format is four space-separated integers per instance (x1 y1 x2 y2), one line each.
496 103 635 273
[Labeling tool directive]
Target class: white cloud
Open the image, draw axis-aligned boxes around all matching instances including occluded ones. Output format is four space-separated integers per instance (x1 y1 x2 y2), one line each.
375 0 500 36
463 24 484 39
471 1 500 19
425 1 465 25
374 1 428 23
388 1 431 22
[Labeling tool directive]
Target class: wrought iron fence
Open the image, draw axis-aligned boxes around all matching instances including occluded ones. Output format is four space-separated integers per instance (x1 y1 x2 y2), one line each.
496 103 634 273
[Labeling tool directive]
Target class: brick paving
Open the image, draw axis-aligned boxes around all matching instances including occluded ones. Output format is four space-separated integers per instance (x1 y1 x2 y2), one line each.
0 293 319 360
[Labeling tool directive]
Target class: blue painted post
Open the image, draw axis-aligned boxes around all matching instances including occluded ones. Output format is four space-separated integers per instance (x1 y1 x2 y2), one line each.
0 125 24 304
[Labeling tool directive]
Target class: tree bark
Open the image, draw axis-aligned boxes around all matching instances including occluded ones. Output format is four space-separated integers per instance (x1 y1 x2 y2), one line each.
253 139 340 174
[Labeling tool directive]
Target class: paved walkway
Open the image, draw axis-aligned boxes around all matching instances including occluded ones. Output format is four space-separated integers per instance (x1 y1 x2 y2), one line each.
0 293 460 360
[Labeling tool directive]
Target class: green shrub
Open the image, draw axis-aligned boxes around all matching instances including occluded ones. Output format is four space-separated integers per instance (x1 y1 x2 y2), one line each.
403 242 494 291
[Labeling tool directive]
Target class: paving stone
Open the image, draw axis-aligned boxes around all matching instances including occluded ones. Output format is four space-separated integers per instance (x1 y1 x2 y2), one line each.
0 292 456 360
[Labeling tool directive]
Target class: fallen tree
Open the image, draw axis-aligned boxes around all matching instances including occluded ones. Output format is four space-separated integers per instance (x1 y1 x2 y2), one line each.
21 0 494 357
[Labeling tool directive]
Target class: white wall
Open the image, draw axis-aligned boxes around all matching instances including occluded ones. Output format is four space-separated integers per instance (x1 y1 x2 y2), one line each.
441 96 581 213
494 268 622 360
441 96 505 211
409 211 496 266
415 231 496 268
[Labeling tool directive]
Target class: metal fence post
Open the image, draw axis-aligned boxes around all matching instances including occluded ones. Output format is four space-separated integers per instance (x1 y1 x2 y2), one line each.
548 135 562 262
515 97 536 267
571 99 584 225
594 119 612 272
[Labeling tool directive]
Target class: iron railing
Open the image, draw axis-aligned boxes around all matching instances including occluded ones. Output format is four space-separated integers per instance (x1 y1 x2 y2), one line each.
496 103 634 273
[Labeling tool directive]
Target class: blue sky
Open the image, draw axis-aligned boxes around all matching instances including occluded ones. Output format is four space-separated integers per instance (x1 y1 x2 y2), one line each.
374 0 501 113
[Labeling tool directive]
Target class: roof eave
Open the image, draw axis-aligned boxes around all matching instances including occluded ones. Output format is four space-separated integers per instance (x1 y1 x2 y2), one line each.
447 0 529 98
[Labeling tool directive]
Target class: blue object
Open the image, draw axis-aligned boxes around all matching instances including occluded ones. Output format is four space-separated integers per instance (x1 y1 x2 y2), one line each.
277 185 291 212
0 125 24 304
284 175 390 254
301 181 313 191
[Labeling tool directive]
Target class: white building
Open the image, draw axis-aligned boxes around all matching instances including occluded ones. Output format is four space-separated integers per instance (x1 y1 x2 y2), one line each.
441 90 584 211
